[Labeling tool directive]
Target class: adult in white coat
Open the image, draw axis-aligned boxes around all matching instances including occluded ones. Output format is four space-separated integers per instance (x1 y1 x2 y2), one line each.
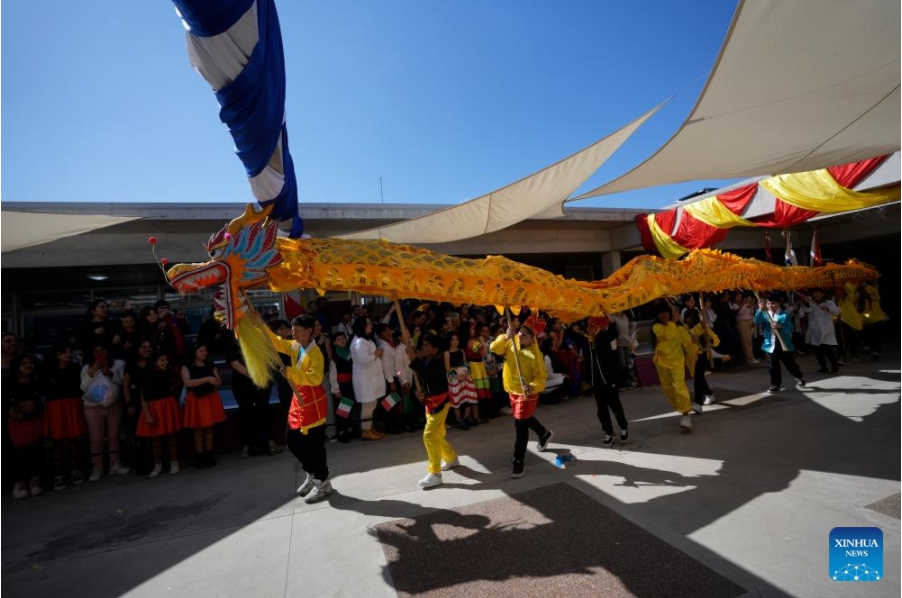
802 289 840 374
350 317 386 440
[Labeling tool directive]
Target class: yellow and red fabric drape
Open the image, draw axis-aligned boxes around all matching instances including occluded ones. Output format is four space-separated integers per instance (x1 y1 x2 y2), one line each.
637 156 897 259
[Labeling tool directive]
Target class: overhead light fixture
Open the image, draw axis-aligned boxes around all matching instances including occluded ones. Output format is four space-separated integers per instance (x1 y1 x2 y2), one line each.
86 273 109 281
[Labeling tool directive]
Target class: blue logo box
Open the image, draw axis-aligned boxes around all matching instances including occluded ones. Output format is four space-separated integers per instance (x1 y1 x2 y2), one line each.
830 527 883 582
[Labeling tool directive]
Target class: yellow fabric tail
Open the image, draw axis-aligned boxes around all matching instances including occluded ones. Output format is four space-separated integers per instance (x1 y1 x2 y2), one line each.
236 312 282 388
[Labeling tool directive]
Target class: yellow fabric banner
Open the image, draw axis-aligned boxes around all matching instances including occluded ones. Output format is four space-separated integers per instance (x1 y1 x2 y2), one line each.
684 195 754 228
760 169 900 212
647 214 690 259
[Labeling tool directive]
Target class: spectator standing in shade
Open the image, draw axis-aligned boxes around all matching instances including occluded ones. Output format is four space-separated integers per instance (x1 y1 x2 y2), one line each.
610 311 638 389
181 342 227 468
81 343 129 481
7 354 46 499
230 341 281 458
736 295 759 364
114 309 140 362
45 344 88 490
123 339 154 474
153 300 186 364
137 351 182 478
350 317 386 441
328 331 356 443
78 298 118 357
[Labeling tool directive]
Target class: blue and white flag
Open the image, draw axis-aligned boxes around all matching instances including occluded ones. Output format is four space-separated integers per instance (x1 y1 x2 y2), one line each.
172 0 303 237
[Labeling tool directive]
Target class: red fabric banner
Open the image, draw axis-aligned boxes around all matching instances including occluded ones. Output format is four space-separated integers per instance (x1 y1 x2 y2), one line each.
632 155 889 257
671 212 730 249
635 214 656 254
827 155 887 188
715 183 758 214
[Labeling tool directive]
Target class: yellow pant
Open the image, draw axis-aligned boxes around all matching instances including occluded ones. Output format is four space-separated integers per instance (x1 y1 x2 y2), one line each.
655 364 691 414
423 403 457 474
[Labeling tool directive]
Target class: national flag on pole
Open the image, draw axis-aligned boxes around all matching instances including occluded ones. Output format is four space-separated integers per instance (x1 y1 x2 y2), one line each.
783 231 798 266
381 392 401 412
810 229 823 267
284 290 304 319
335 396 355 418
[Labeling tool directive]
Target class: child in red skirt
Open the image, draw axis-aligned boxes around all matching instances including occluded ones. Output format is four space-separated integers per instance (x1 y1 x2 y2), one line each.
181 342 226 469
6 354 46 499
45 344 88 490
137 352 183 477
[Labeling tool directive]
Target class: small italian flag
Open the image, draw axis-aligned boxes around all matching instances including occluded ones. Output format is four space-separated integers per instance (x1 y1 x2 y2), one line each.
381 392 401 411
335 396 355 418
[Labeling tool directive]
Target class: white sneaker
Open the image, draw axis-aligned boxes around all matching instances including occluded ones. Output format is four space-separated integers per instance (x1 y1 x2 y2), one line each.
691 403 704 415
304 479 334 504
170 462 180 475
679 414 693 431
704 394 715 405
29 477 44 497
499 406 513 416
148 464 163 478
536 430 554 452
417 473 443 489
109 461 131 475
440 458 460 471
795 378 807 388
296 474 315 497
88 466 103 482
749 359 761 364
12 482 29 500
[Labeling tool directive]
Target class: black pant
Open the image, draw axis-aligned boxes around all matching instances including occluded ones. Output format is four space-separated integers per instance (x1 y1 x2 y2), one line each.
813 344 838 371
235 381 273 450
693 353 712 404
13 442 43 483
276 377 294 419
513 416 547 462
593 384 628 435
286 426 329 481
767 344 804 386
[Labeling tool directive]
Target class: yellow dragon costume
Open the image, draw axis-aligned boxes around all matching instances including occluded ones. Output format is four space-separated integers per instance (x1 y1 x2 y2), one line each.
167 205 878 386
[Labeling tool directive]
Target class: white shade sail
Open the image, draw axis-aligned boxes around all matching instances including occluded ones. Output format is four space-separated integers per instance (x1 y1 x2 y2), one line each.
574 0 901 200
337 105 662 243
1 211 140 253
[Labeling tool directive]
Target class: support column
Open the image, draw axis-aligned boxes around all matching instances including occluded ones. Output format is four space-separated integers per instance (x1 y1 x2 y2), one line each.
600 251 622 278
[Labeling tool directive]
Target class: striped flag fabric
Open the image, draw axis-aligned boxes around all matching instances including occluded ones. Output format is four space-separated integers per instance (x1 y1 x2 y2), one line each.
335 396 355 419
783 231 798 266
381 392 401 412
810 229 823 267
172 0 303 237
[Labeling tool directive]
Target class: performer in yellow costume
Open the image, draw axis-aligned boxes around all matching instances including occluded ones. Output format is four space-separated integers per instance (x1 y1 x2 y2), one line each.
490 314 554 478
858 281 888 360
652 304 695 431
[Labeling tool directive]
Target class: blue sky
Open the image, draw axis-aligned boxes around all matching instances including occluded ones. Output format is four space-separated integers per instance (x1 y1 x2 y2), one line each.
2 1 740 211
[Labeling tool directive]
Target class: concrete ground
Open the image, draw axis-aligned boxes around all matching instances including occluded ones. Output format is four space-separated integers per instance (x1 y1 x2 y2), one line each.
3 351 899 598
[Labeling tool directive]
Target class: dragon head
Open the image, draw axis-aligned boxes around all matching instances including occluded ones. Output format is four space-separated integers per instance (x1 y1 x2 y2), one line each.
167 204 283 330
